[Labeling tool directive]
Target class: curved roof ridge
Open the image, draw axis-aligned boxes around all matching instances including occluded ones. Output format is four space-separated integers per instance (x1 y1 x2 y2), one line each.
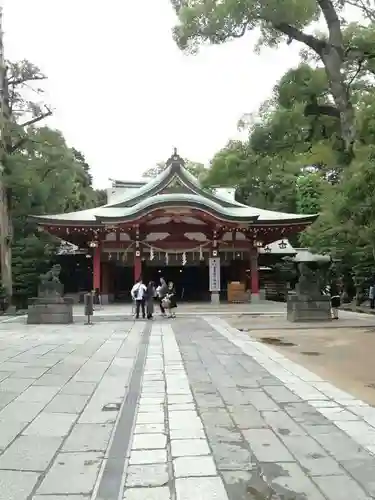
105 155 246 209
97 193 254 219
104 163 173 207
179 165 247 208
94 193 260 224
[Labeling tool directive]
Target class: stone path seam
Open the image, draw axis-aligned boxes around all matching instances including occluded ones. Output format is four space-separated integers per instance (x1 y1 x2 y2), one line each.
89 321 151 500
123 322 230 500
173 319 333 499
30 322 144 499
123 322 171 499
163 322 229 500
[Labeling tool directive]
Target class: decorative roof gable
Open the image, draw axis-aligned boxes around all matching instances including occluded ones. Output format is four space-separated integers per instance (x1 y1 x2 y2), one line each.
108 149 243 209
159 175 189 194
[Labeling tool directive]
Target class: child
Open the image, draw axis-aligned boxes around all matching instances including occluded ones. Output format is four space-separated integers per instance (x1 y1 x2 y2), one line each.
165 281 177 318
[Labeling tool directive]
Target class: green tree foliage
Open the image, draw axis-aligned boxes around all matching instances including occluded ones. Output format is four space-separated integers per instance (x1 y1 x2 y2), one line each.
142 162 166 178
0 59 54 299
204 61 340 216
296 173 324 214
142 159 207 180
0 59 100 305
12 234 57 305
7 127 98 218
303 147 375 277
203 141 300 212
94 189 107 206
202 45 375 296
8 126 99 305
170 0 375 162
4 60 52 161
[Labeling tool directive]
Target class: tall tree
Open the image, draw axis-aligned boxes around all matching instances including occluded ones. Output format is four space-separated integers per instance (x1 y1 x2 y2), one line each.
8 126 99 305
170 0 375 162
296 173 324 214
203 140 301 212
0 58 52 298
94 189 107 206
142 161 168 178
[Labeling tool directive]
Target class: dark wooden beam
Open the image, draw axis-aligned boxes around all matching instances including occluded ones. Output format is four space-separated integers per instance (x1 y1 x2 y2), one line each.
140 223 208 233
142 241 207 250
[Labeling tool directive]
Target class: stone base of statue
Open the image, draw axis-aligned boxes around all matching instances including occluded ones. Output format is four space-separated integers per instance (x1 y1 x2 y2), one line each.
27 296 74 324
287 292 332 322
27 264 73 324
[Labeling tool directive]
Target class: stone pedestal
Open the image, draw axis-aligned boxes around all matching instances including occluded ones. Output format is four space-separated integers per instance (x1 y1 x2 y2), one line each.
100 293 115 304
27 297 74 324
287 293 331 322
259 288 266 300
210 291 220 304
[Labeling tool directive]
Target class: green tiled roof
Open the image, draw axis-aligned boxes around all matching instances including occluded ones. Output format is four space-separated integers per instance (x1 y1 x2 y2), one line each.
29 152 318 226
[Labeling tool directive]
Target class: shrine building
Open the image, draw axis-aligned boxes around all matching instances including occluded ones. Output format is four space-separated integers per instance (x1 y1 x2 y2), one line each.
30 150 317 303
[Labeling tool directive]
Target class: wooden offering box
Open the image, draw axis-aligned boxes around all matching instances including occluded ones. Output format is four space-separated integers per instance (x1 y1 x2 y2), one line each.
228 281 249 303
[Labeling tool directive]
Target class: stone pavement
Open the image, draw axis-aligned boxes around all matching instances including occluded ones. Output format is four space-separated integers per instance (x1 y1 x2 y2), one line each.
0 318 375 499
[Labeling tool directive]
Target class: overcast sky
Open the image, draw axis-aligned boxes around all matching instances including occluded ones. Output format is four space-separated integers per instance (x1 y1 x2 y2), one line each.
3 0 302 187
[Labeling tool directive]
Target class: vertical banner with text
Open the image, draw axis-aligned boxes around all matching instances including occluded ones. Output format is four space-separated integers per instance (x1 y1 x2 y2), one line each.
209 257 221 292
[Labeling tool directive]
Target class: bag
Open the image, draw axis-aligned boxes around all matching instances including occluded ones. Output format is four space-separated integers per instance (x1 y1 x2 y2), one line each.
162 297 171 308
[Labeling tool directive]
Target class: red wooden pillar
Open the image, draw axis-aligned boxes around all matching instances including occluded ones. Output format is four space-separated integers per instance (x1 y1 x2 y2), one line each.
93 244 101 291
250 245 260 300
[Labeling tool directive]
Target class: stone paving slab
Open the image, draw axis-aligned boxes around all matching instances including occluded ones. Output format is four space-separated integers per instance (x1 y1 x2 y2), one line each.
1 316 375 499
0 321 145 500
198 317 375 499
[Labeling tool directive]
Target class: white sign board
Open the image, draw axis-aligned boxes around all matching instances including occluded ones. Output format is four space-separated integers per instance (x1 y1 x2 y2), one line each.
209 257 221 292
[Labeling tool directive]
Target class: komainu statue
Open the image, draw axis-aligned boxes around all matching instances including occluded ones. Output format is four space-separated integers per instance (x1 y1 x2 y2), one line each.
28 263 73 324
287 262 331 322
38 264 63 299
295 263 320 297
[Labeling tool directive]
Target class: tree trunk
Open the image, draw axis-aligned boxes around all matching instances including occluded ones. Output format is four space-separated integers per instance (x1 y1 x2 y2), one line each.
0 179 12 298
321 46 356 161
0 8 11 299
316 0 356 162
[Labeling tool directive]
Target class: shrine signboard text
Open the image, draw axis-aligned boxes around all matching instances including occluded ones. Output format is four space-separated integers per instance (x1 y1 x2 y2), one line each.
209 257 221 292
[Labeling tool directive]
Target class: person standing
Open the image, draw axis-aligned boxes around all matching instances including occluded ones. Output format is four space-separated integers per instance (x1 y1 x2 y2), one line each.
166 281 177 318
330 282 341 320
146 281 156 319
369 284 375 309
131 278 147 319
158 277 168 316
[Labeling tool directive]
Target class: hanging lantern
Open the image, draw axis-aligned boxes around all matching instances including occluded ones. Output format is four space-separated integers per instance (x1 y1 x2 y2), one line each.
182 252 187 266
165 252 169 265
150 246 155 261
